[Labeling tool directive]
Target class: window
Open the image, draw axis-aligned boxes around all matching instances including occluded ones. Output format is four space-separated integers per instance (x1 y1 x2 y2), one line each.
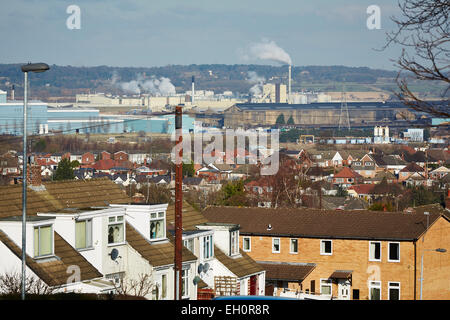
34 225 53 257
320 240 332 255
352 289 360 300
290 239 298 254
388 282 400 300
243 237 251 252
230 230 239 255
182 269 189 298
108 216 124 245
272 238 280 253
369 281 381 300
320 279 332 296
161 274 167 299
75 219 92 249
369 242 381 261
388 242 400 262
183 239 194 253
203 235 213 259
150 212 165 240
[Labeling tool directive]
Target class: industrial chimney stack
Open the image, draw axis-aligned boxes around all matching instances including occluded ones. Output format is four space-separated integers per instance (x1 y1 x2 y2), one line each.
11 85 15 101
288 65 292 104
191 76 195 104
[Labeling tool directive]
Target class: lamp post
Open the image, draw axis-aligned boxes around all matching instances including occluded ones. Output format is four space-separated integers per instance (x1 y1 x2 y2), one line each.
419 248 447 300
20 62 50 301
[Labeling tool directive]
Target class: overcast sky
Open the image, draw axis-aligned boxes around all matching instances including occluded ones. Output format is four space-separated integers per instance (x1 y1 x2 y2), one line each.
0 0 403 70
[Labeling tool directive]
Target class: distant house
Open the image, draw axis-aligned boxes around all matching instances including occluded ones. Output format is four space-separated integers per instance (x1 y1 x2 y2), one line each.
348 184 375 201
114 151 128 162
81 152 96 165
429 166 450 180
332 167 363 188
399 162 425 182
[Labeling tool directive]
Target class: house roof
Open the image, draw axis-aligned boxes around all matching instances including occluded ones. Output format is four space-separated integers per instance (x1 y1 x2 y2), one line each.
256 261 315 282
125 222 197 267
348 184 375 195
0 178 130 219
213 246 264 278
400 162 425 173
166 202 264 278
334 167 362 179
202 204 448 241
0 230 102 287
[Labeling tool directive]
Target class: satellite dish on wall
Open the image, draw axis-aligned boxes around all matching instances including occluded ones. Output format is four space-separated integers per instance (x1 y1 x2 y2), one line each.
198 264 204 274
109 248 119 261
203 263 210 273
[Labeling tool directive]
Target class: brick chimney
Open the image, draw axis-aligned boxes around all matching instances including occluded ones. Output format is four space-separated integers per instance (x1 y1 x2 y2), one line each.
27 165 42 186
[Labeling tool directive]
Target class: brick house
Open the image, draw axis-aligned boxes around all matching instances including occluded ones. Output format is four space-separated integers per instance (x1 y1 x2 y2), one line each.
203 204 450 300
81 152 96 165
399 162 425 182
332 167 363 188
114 151 129 162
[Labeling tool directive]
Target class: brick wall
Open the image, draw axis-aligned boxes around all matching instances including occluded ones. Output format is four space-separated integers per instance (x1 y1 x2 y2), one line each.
240 218 450 300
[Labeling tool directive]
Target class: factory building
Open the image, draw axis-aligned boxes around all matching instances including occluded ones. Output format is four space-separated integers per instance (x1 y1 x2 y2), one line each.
223 101 413 128
0 90 195 136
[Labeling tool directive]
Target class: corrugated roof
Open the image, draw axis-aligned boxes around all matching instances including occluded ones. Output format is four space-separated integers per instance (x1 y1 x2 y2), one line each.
203 204 448 241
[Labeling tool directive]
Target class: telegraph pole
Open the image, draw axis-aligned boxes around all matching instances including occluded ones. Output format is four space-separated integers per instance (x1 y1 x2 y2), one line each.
174 106 183 300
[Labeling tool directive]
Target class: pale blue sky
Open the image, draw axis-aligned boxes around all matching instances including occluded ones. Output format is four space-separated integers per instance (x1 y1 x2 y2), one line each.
0 0 403 69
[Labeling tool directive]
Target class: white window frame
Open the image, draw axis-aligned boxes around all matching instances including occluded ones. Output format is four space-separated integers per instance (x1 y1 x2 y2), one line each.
202 235 213 260
388 242 400 262
290 238 298 254
107 215 125 245
183 238 194 253
34 224 54 258
272 238 281 253
243 236 251 252
161 273 168 300
320 239 332 255
75 218 93 250
369 241 382 262
388 282 401 300
369 281 381 300
182 269 189 299
230 230 239 256
150 211 166 241
320 278 332 296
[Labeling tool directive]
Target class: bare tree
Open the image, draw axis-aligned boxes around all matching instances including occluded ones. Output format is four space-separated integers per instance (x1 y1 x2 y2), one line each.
383 0 449 118
111 273 155 299
0 271 54 295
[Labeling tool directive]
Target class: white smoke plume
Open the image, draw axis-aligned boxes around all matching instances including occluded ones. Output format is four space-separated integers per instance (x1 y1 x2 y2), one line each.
247 71 265 96
114 73 176 96
245 39 292 65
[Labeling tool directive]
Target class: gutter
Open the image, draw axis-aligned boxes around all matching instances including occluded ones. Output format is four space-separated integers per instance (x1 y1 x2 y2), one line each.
413 240 417 300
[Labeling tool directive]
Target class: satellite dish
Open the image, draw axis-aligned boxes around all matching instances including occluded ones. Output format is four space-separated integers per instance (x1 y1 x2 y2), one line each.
193 276 201 285
198 264 204 274
110 248 119 261
203 263 210 273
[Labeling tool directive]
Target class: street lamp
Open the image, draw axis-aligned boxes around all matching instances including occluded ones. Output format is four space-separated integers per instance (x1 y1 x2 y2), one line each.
20 62 50 301
419 248 447 300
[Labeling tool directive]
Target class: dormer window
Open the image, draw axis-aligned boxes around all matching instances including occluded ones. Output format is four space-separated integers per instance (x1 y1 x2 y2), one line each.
150 212 165 241
76 219 93 250
34 225 53 257
230 230 239 256
108 216 125 245
202 235 213 260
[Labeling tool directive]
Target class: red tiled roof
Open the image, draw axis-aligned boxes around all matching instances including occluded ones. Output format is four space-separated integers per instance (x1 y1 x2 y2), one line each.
400 162 425 173
334 167 362 178
348 184 375 195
